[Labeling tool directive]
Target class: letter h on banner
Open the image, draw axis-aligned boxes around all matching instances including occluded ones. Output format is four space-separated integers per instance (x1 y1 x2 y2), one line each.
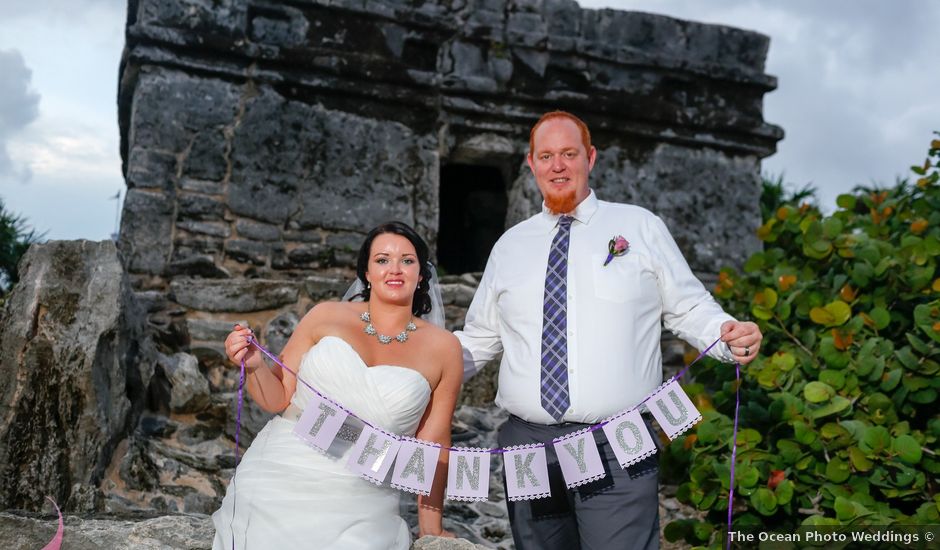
293 394 349 452
503 444 550 501
446 448 491 502
347 425 402 484
552 428 606 488
648 379 702 440
390 437 441 496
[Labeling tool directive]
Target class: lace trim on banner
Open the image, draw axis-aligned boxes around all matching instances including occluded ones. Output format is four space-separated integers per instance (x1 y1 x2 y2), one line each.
446 494 489 503
505 443 542 452
360 473 385 486
399 435 441 448
390 481 431 496
616 445 657 469
551 425 595 444
564 471 606 489
666 412 701 440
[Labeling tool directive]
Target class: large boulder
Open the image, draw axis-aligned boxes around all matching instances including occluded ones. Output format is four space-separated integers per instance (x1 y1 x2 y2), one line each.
0 240 152 511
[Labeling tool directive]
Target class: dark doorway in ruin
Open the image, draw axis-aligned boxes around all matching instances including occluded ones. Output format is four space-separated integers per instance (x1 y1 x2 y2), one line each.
438 164 507 274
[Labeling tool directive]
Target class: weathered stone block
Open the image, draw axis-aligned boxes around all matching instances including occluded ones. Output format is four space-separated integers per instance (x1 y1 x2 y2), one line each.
178 193 225 221
160 352 211 413
224 239 269 266
304 274 351 302
235 219 281 241
169 278 300 312
119 189 174 275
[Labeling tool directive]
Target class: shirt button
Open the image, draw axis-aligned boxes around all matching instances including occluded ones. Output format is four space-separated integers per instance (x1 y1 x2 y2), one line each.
568 407 575 413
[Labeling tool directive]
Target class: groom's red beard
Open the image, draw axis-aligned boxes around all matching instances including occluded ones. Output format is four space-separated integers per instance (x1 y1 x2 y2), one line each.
544 187 579 214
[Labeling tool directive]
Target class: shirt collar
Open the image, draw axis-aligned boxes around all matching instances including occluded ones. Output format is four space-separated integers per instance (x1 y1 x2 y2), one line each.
540 189 599 231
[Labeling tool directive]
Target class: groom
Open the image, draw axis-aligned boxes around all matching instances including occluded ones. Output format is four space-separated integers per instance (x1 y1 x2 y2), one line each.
454 111 762 549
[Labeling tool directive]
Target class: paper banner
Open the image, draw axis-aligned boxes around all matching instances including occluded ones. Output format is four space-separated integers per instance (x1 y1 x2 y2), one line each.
293 394 349 453
503 444 550 501
552 428 606 489
347 425 402 485
602 408 657 469
648 379 702 440
390 437 441 496
446 447 492 502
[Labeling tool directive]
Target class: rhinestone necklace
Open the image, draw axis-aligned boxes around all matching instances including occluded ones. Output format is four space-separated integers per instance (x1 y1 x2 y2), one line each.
360 309 417 344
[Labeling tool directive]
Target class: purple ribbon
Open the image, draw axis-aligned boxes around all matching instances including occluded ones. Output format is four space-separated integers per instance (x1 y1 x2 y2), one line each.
726 362 741 550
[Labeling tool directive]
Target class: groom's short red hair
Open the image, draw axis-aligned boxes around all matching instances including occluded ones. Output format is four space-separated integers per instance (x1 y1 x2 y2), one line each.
528 111 592 156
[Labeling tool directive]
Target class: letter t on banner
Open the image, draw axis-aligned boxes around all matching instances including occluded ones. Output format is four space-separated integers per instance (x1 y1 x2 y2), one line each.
293 394 349 452
552 428 606 488
446 448 491 502
390 437 441 496
347 426 402 485
503 444 550 501
648 379 702 440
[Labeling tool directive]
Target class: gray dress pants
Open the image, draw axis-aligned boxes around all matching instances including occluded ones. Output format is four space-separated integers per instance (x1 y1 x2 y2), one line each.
497 414 660 550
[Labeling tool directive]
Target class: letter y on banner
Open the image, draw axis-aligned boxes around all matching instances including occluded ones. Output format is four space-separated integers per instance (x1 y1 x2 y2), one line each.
293 394 349 452
503 444 550 501
648 379 702 440
347 426 402 485
552 428 605 488
446 447 491 502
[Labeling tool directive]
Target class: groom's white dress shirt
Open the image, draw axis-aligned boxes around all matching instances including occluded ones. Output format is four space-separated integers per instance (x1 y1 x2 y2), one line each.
455 190 735 425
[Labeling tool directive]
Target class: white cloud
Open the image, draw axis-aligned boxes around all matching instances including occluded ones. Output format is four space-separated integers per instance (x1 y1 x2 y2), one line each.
0 49 40 181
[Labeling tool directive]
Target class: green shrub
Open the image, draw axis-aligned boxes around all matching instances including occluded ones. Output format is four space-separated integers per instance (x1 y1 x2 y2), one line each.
663 134 940 547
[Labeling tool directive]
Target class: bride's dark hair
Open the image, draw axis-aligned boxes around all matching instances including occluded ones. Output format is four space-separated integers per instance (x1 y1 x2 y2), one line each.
355 221 433 317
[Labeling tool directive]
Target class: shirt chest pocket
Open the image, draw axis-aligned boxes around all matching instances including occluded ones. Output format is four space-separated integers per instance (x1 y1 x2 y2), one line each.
591 253 651 304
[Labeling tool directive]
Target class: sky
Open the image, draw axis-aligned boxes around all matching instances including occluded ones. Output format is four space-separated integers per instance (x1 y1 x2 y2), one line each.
0 0 938 241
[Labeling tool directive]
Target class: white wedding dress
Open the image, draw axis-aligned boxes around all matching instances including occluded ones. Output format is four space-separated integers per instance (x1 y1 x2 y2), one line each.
212 336 432 549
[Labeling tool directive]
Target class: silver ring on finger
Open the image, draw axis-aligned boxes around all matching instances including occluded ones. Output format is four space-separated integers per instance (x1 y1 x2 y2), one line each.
744 346 750 357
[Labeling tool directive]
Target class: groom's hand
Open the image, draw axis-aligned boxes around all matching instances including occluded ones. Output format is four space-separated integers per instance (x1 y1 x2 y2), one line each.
720 320 762 365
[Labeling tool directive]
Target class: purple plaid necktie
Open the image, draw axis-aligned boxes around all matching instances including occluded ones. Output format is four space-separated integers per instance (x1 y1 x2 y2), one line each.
541 215 573 422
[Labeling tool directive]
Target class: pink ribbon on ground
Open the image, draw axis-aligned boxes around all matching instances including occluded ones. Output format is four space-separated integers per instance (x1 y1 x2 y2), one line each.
41 497 63 550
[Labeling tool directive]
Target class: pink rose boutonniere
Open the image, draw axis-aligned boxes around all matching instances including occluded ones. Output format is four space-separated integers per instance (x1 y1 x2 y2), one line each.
604 235 629 266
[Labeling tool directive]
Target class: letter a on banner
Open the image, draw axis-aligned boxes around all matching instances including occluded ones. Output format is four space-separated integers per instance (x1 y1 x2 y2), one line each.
503 444 550 501
293 394 349 452
552 428 606 488
446 447 491 502
347 426 402 484
601 408 657 469
390 437 441 496
648 379 702 440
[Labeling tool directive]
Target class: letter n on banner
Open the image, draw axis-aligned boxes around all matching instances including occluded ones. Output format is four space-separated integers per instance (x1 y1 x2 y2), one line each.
601 408 657 469
503 444 550 501
347 426 402 485
648 379 702 440
552 428 605 489
293 394 349 452
446 447 491 502
390 437 441 496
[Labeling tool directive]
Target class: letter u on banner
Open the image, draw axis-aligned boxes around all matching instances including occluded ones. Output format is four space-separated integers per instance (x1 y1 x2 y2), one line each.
446 447 491 502
552 428 605 488
390 437 441 496
293 394 349 452
601 408 657 469
503 444 550 501
648 379 702 440
347 425 402 485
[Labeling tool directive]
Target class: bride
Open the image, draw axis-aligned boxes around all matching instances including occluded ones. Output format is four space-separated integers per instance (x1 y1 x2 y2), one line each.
212 221 463 549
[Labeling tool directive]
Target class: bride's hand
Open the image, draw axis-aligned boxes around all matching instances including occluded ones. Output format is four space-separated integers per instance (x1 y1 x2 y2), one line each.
225 324 260 370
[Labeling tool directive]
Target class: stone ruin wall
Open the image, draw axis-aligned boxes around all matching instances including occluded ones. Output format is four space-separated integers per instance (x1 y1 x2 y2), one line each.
1 0 781 536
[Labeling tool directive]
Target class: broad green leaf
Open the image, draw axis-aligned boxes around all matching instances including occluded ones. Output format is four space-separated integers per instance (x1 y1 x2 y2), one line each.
893 434 923 464
810 396 851 419
804 381 835 403
860 426 891 454
849 446 874 471
869 307 891 330
810 301 852 327
826 458 851 483
775 479 794 505
819 369 846 389
750 487 778 516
